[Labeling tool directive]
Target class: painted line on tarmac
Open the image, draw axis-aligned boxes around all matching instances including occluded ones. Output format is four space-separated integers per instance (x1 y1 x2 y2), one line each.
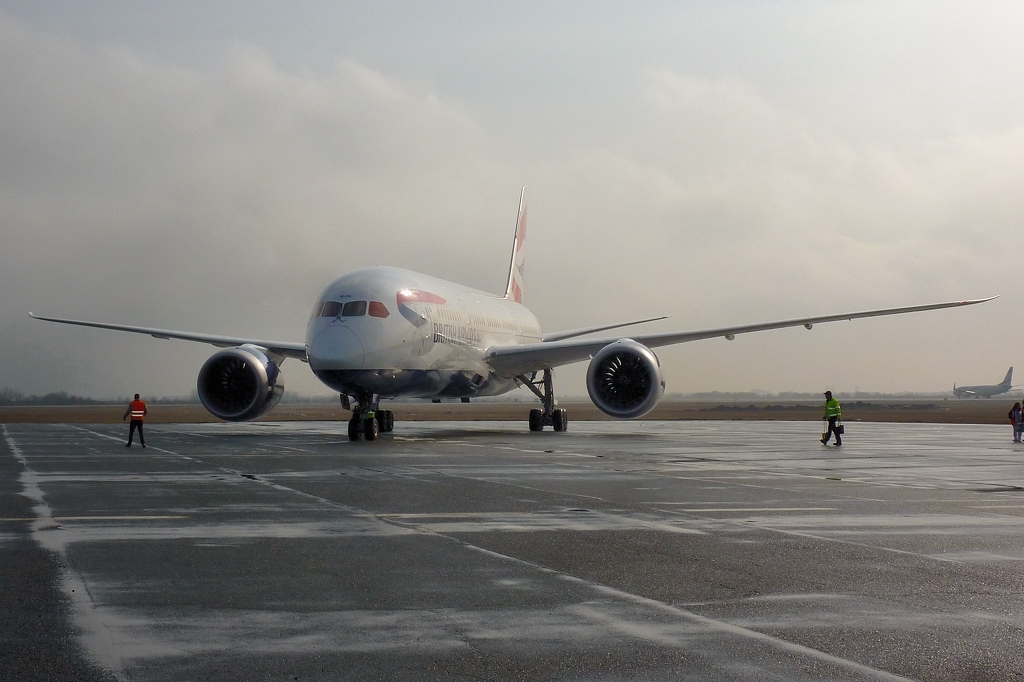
3 425 128 680
647 503 839 509
66 426 379 518
54 425 868 673
460 543 914 681
700 515 975 566
0 516 187 522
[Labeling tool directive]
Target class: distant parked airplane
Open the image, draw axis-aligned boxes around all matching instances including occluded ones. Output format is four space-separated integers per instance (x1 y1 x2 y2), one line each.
30 188 995 440
953 367 1013 398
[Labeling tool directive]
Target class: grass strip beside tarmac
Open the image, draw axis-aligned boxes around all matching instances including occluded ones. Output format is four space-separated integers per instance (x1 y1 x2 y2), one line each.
0 400 1012 424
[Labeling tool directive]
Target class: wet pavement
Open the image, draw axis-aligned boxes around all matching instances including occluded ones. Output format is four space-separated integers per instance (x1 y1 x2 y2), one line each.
3 419 1024 681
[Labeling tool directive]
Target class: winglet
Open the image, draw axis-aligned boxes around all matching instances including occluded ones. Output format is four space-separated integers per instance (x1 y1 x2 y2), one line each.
503 187 527 303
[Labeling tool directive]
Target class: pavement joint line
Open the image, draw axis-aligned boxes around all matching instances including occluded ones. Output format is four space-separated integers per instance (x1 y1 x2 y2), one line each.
689 512 975 567
324 492 917 679
621 474 985 566
662 470 940 493
65 425 372 516
392 467 608 502
65 425 197 459
65 425 497 534
458 543 915 681
644 506 837 512
37 420 1012 675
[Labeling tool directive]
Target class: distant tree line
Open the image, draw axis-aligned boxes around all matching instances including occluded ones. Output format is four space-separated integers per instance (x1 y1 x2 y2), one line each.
0 388 113 406
677 390 965 400
0 388 355 406
0 388 203 406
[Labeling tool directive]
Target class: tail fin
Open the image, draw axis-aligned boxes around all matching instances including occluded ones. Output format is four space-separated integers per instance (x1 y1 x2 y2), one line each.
503 187 527 303
1004 367 1014 386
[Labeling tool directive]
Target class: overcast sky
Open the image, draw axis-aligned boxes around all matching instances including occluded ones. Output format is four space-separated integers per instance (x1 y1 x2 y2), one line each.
2 1 1023 400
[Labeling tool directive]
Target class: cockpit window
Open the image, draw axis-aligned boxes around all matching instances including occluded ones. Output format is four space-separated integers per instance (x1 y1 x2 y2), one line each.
368 301 390 318
342 300 367 317
321 301 343 317
310 301 326 319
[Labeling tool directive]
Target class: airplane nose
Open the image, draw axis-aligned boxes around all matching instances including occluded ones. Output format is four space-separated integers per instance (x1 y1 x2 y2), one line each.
308 324 365 371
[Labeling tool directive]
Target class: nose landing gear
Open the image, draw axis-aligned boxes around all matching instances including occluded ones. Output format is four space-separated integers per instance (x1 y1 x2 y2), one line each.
519 369 568 432
343 392 395 441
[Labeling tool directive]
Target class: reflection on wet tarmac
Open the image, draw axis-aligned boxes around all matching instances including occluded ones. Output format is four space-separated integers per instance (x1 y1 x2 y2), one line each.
5 420 1024 681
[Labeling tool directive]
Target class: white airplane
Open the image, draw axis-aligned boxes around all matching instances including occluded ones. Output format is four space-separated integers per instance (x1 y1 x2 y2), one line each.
31 189 993 441
953 367 1013 398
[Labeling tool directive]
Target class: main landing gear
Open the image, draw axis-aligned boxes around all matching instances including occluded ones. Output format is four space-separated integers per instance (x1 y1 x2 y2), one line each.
518 368 568 432
342 392 395 441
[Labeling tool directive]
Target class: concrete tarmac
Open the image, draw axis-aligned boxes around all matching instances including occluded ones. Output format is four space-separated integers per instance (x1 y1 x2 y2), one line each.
4 419 1024 681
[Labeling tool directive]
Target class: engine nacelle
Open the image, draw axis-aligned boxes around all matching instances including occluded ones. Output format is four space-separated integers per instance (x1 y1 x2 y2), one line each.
586 339 665 419
197 345 284 421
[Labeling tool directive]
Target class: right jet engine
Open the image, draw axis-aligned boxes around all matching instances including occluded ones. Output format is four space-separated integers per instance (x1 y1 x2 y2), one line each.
586 339 665 419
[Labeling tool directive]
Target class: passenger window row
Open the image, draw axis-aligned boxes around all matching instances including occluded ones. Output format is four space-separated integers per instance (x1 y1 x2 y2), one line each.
310 300 390 319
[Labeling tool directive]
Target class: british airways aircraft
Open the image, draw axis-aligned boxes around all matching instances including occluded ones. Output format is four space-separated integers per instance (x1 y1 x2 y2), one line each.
31 189 993 441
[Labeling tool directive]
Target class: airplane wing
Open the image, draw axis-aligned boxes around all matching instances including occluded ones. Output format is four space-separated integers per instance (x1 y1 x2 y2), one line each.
28 313 308 362
542 316 668 342
484 297 996 378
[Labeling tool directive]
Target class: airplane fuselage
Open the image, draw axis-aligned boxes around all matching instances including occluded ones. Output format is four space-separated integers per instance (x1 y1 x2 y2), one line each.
953 385 1010 398
952 367 1013 398
305 266 541 399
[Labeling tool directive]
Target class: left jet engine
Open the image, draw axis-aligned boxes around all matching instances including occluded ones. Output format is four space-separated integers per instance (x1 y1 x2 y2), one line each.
197 345 284 421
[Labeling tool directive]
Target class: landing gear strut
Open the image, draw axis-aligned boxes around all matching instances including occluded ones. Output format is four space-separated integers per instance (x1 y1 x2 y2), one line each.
343 392 395 441
518 369 568 432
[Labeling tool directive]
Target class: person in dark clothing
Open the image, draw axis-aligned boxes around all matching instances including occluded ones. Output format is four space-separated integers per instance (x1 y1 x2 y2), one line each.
821 390 842 446
123 394 148 447
1009 402 1022 443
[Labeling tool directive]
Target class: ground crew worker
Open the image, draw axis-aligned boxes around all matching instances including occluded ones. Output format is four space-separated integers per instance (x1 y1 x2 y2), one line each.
123 393 148 448
821 390 842 446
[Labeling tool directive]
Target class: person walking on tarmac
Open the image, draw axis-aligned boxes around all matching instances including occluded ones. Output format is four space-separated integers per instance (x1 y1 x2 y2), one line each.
1009 401 1023 443
821 390 842 446
123 393 148 448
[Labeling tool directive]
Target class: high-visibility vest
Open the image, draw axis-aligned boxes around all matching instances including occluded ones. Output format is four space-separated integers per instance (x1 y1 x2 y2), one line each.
130 400 147 420
823 398 841 419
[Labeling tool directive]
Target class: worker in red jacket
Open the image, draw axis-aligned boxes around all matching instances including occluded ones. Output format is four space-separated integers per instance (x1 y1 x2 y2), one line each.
122 393 148 448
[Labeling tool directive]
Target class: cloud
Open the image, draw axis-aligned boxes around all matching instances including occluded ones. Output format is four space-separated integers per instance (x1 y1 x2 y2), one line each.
621 68 1024 306
1 8 1022 399
0 13 520 396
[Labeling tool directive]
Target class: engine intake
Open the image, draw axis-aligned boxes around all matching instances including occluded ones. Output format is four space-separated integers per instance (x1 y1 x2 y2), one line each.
197 345 284 421
586 339 665 419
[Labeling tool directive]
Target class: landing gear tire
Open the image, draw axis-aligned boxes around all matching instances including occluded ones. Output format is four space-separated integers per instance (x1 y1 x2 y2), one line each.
552 408 568 432
347 417 361 441
529 409 544 432
364 416 379 441
376 410 394 433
